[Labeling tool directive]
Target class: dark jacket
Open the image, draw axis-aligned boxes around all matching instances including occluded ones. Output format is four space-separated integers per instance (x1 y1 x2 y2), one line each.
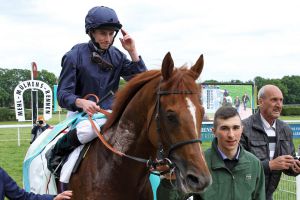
199 138 265 200
30 124 50 144
240 111 298 199
0 167 53 200
57 41 147 111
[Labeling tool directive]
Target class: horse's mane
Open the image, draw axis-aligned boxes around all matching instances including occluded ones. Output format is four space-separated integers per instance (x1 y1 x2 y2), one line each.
103 70 161 131
103 66 202 131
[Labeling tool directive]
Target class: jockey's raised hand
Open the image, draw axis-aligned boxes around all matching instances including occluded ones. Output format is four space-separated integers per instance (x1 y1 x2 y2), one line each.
75 98 100 116
119 28 139 62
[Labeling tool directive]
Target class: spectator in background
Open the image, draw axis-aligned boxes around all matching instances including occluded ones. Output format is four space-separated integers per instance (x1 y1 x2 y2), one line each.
242 93 250 111
240 84 300 200
234 96 241 112
30 116 50 144
0 167 72 200
223 95 233 107
223 89 229 97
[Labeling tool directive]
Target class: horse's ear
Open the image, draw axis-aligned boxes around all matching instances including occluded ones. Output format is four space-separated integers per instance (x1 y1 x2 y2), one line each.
190 54 204 79
161 52 174 81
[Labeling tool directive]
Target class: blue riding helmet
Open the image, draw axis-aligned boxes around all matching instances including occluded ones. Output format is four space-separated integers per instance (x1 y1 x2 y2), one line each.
85 6 122 34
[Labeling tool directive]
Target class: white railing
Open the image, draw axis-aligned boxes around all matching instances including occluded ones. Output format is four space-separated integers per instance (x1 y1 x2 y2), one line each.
274 174 296 200
0 124 32 146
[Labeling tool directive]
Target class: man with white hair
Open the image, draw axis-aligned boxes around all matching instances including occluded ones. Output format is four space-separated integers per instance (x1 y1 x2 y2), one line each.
240 84 300 200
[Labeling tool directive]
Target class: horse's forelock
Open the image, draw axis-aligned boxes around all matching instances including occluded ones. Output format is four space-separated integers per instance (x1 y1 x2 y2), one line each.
163 67 200 91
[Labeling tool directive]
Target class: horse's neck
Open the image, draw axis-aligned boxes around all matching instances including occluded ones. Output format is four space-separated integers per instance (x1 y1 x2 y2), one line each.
95 121 152 185
104 91 157 162
104 121 139 154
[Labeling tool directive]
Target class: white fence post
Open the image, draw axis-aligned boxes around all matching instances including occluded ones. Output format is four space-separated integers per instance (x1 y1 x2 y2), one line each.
297 176 300 200
17 127 20 146
0 124 32 146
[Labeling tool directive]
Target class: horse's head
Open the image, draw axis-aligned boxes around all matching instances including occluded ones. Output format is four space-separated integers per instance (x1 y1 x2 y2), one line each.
151 52 211 193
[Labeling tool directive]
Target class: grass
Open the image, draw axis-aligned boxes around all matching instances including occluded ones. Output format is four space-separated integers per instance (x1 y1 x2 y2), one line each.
219 84 253 108
0 112 66 186
280 115 300 120
0 129 31 186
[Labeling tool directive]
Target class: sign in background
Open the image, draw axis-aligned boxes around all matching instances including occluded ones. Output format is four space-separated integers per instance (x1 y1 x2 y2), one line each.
290 123 300 139
201 121 300 141
14 80 52 121
201 83 255 121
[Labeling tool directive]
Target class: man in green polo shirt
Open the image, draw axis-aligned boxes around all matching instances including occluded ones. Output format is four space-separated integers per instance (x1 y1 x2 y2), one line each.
157 106 265 200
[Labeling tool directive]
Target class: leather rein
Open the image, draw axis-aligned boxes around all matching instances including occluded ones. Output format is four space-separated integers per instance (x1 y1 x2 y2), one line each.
87 80 202 174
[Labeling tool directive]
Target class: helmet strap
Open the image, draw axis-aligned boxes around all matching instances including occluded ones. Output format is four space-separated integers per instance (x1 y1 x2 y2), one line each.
88 30 119 53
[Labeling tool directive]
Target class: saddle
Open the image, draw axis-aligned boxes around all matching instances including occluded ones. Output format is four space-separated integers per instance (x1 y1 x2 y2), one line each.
46 141 91 178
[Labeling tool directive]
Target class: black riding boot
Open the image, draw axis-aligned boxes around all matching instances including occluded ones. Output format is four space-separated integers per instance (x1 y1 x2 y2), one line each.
46 128 82 177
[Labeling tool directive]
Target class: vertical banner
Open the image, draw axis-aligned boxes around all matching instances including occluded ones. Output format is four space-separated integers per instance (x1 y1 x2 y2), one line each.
53 85 61 112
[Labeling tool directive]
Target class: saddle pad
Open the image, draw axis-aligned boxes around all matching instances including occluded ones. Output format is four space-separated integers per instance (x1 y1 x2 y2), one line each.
23 112 82 192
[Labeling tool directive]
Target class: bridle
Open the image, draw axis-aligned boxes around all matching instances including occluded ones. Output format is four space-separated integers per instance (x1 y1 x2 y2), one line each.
88 78 202 174
153 79 202 171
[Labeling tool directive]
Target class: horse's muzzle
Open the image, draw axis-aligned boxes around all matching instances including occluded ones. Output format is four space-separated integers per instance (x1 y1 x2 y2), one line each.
186 171 212 192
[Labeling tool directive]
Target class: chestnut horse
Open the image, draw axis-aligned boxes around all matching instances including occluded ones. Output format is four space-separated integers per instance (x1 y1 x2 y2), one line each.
69 52 211 199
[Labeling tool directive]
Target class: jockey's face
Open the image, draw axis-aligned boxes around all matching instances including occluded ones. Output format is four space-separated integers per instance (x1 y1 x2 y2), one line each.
92 28 115 50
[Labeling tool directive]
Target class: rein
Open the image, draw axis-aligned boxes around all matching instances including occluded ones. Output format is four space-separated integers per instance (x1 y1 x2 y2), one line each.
83 94 150 163
89 111 174 170
87 78 203 174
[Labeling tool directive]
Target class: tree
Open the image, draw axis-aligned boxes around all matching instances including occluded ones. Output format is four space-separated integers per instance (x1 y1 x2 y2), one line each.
254 76 300 104
0 69 9 107
282 76 300 104
230 80 243 84
0 68 57 108
0 68 31 107
37 70 57 107
253 76 266 90
203 80 218 84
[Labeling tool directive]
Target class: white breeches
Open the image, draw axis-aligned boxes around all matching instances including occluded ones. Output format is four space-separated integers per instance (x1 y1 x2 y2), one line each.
60 111 107 183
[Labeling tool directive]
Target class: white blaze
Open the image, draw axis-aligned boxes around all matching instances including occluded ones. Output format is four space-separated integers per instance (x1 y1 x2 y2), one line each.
186 97 199 137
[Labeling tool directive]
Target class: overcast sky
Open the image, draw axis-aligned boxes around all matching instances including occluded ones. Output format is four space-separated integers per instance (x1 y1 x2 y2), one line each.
0 0 299 82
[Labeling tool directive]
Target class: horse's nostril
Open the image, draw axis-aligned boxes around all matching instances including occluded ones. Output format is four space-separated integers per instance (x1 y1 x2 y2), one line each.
186 173 211 191
187 174 199 185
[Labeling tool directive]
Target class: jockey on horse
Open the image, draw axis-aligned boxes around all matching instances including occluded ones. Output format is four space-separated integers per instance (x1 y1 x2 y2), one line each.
48 5 147 187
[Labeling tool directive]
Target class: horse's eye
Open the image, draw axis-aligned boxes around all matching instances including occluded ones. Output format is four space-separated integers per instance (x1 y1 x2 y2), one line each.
166 111 178 124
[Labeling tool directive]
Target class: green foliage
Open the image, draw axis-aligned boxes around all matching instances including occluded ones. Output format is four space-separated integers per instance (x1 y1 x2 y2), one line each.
0 108 15 121
229 80 243 84
254 75 300 104
281 105 300 116
119 78 127 89
282 76 300 104
203 80 219 84
0 68 57 109
0 108 35 121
